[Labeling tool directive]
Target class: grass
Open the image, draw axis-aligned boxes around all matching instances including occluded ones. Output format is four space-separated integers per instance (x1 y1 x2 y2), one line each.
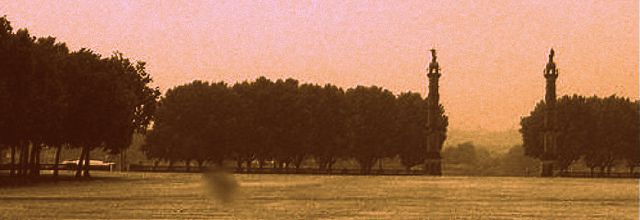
0 171 637 219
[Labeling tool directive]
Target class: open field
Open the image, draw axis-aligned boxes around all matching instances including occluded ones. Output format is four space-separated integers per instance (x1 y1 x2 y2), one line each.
0 172 637 219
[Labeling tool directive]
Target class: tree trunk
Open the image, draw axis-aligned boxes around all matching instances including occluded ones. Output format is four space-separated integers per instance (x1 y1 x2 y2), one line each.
82 148 91 178
53 145 62 177
317 158 327 171
75 147 87 178
16 145 23 176
152 160 159 171
185 160 191 172
216 158 223 167
236 159 243 170
328 160 334 172
23 144 30 176
328 157 336 172
119 150 128 172
33 144 41 176
168 160 174 171
29 144 42 176
28 143 37 176
197 160 204 171
9 145 15 176
18 143 28 176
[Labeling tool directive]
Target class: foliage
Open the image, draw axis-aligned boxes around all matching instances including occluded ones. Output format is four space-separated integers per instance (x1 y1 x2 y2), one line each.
443 143 539 176
144 79 448 174
0 16 159 177
520 95 639 174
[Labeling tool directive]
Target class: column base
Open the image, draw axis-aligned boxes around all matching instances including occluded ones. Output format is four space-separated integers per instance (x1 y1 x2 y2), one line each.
541 160 554 177
424 159 442 176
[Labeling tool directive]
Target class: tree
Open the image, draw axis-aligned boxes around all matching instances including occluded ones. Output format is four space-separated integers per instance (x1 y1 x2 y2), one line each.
585 96 637 175
443 142 478 165
623 101 640 174
303 84 348 171
496 145 539 176
142 124 170 170
521 95 593 171
396 92 428 170
2 27 39 177
0 22 72 177
345 86 397 174
29 36 69 176
202 82 236 167
250 77 277 169
0 16 18 176
230 81 259 170
0 17 159 179
521 95 639 175
269 79 303 169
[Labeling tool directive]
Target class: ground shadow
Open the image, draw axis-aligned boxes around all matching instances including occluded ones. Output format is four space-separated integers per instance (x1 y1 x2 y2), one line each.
0 173 131 188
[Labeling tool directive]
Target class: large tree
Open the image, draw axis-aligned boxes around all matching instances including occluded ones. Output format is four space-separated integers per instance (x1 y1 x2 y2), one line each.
345 86 398 174
521 95 639 174
0 16 159 178
395 92 428 170
305 84 349 171
230 81 259 170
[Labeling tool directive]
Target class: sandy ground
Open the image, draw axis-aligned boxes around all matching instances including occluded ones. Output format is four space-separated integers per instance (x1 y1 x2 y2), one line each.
0 171 637 219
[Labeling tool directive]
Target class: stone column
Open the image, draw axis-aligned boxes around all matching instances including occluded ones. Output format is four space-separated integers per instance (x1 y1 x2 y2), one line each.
541 49 558 177
425 49 444 176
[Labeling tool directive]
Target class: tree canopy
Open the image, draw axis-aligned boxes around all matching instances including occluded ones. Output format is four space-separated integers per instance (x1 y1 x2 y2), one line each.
520 95 639 174
0 16 160 177
143 78 448 174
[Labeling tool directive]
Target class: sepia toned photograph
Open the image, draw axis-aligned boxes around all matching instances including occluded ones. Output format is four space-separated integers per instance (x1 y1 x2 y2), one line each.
0 1 638 219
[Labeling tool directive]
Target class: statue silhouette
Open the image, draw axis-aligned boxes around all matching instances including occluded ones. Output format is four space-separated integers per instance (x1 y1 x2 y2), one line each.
430 49 437 63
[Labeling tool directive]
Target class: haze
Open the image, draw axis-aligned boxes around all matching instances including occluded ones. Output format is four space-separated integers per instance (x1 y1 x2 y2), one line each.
1 0 637 131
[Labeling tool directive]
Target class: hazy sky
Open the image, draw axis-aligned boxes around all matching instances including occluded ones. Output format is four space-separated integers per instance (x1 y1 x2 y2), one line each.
1 0 637 131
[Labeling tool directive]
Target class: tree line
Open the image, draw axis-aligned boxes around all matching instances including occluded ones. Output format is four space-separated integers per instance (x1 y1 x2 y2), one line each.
520 95 639 174
443 142 540 176
4 16 637 178
142 78 448 174
0 16 159 178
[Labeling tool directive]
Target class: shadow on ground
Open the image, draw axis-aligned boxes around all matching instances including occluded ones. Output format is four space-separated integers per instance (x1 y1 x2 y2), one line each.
0 173 129 188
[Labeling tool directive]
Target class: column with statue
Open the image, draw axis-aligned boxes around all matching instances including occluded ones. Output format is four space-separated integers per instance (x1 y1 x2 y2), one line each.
425 49 446 176
541 49 558 177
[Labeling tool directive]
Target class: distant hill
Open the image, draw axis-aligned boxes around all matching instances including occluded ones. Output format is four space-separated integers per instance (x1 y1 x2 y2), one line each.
444 129 522 153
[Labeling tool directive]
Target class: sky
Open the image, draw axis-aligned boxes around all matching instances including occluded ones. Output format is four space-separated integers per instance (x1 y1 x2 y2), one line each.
1 0 638 131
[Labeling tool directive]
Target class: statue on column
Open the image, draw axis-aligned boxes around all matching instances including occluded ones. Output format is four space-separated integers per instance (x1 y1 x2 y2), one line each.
425 48 445 176
430 49 437 63
429 48 439 73
541 48 558 177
